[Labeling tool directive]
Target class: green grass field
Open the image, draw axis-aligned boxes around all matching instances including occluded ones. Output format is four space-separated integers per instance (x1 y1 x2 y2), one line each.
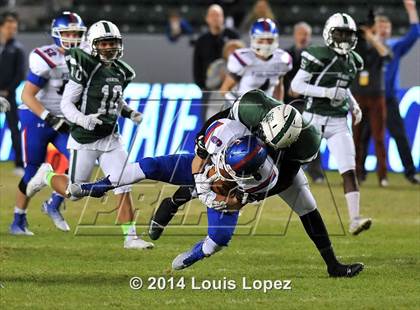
0 162 419 309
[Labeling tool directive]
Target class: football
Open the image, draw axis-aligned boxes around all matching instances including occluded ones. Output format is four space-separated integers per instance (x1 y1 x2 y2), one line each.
207 166 237 196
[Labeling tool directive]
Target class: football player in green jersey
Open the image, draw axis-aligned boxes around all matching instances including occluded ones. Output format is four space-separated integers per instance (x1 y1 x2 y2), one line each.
291 13 372 235
26 20 154 249
145 89 364 277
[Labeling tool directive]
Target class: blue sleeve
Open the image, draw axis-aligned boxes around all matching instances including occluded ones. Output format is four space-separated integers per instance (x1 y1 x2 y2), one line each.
390 23 420 58
26 70 48 88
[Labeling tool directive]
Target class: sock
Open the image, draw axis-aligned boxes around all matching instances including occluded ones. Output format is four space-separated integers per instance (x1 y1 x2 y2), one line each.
345 191 360 221
299 209 339 267
46 192 64 210
153 198 180 227
45 171 57 187
121 222 137 241
14 206 26 214
153 186 193 227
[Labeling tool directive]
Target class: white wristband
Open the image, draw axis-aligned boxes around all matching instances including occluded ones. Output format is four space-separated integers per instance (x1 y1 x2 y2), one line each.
40 110 50 120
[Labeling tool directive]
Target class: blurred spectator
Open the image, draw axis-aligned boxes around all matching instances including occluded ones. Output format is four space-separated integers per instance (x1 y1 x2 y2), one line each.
239 0 275 34
215 0 246 29
165 9 193 43
352 18 392 187
193 4 239 90
284 22 312 107
360 0 420 184
0 11 24 175
205 39 245 90
205 39 245 119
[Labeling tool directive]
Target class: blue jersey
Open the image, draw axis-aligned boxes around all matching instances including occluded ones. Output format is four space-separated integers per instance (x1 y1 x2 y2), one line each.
385 23 420 98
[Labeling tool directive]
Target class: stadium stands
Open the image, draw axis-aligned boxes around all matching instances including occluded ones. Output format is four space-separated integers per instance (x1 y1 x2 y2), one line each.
5 0 411 35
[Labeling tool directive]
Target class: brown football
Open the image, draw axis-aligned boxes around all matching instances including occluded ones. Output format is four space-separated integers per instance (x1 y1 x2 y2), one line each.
207 166 237 196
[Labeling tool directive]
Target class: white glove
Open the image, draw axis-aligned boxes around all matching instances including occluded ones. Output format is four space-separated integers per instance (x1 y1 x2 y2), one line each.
130 111 143 125
76 113 103 131
194 164 217 196
198 191 228 210
0 97 10 112
324 87 348 104
194 164 228 209
352 104 362 125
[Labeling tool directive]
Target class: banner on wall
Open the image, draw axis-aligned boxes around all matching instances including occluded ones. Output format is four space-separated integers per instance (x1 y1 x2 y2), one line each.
0 83 418 172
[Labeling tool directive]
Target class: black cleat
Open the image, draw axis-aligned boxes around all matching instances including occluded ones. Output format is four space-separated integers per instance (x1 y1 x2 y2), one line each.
148 220 165 240
328 263 364 278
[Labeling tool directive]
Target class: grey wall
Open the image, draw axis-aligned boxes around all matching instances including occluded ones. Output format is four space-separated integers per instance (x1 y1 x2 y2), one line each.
16 33 420 87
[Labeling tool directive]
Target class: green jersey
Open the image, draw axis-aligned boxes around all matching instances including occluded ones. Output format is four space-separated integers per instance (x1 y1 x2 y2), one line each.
65 48 135 144
300 45 363 117
231 89 321 163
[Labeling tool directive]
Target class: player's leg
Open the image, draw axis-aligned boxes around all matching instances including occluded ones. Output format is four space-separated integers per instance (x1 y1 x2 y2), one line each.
278 169 364 277
386 96 419 183
326 121 372 235
10 110 49 235
149 186 194 240
99 146 153 250
172 208 239 270
143 154 196 239
369 96 388 186
39 132 72 231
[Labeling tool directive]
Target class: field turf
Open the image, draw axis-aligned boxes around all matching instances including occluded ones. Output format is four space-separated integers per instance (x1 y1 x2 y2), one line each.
0 162 419 309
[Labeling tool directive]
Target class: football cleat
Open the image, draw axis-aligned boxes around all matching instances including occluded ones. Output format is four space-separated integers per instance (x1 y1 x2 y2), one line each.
148 220 165 241
172 240 206 270
349 217 372 236
9 213 34 236
406 174 420 185
124 237 154 250
26 163 53 197
328 262 364 278
67 175 114 198
41 194 70 232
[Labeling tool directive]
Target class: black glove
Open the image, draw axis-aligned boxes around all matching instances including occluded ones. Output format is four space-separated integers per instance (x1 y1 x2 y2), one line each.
45 113 70 133
194 134 209 159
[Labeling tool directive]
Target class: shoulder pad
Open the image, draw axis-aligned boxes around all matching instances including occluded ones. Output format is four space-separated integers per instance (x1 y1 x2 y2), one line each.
350 51 364 71
116 59 136 82
303 45 335 65
65 48 97 84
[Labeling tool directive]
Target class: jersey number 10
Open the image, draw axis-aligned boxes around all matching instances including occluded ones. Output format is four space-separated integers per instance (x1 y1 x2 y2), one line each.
99 84 122 115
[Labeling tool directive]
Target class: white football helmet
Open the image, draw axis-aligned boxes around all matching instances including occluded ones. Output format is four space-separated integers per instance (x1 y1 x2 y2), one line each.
259 104 302 149
323 13 357 55
87 20 123 63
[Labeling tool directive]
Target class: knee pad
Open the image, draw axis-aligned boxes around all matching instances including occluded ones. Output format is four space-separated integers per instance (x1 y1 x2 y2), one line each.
22 164 39 184
202 236 224 256
293 186 317 216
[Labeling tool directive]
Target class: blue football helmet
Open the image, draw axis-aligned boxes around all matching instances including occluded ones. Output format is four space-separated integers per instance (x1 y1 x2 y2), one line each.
51 11 86 49
216 135 267 182
250 18 279 58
